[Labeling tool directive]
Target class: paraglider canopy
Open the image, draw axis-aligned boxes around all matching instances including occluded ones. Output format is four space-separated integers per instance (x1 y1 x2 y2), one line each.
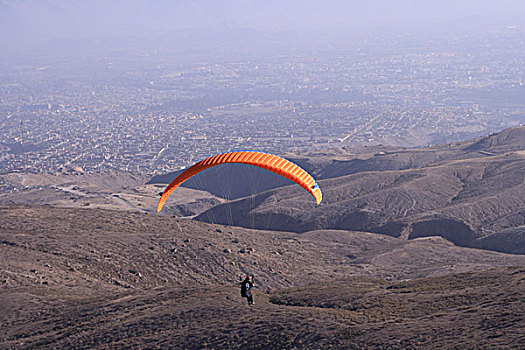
157 150 322 212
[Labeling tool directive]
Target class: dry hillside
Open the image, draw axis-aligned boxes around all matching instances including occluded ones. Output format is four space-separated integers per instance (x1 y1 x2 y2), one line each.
1 204 525 348
195 127 525 254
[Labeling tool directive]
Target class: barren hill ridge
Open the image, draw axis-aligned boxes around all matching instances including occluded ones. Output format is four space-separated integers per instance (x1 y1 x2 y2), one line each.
1 204 525 348
193 126 525 254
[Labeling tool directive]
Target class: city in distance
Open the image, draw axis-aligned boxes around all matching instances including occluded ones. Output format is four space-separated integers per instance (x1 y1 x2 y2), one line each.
1 11 524 176
1 1 525 349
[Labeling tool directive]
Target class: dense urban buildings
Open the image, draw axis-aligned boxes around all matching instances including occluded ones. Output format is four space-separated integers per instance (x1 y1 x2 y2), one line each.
1 23 524 176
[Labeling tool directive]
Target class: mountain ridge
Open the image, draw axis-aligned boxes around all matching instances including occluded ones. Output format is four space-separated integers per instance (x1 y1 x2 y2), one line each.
193 127 525 254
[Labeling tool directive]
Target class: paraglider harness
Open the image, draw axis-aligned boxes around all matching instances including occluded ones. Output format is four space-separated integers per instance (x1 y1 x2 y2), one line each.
240 275 254 304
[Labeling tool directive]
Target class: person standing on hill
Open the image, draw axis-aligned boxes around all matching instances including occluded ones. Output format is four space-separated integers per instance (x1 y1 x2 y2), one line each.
240 275 254 305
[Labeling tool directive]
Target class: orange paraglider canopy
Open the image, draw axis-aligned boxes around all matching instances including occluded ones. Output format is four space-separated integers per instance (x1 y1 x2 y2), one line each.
157 151 322 212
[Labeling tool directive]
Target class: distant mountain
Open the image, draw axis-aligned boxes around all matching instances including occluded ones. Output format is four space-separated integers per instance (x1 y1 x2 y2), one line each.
464 126 525 152
148 163 295 200
193 126 525 254
151 126 525 196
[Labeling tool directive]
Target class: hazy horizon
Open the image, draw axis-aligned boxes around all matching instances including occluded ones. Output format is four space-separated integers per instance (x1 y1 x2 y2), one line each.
1 0 524 175
1 0 525 53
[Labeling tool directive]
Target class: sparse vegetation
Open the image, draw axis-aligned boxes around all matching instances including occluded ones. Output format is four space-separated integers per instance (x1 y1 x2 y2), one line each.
1 128 524 348
1 205 524 349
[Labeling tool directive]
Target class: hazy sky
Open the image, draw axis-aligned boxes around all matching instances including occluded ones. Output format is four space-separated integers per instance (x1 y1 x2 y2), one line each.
1 0 524 51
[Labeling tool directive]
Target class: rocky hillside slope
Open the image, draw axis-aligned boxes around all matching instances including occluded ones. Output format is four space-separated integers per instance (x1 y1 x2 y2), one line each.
1 205 524 349
195 127 525 254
